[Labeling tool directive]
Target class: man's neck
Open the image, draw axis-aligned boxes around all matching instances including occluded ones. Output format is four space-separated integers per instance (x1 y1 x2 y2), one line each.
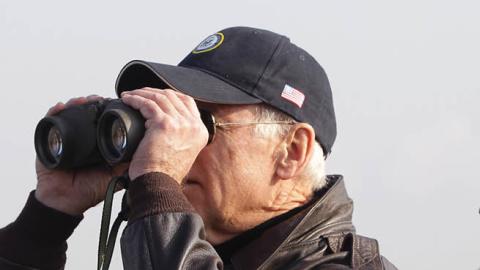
213 201 313 264
207 179 314 245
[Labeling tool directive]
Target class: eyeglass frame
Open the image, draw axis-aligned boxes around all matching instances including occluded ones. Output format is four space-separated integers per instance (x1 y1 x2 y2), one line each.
199 109 297 144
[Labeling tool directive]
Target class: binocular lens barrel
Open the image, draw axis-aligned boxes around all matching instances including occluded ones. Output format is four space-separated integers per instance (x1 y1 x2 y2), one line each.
34 101 105 169
97 100 146 165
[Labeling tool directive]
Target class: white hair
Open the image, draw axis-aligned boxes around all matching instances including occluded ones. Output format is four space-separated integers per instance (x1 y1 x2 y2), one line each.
253 104 327 190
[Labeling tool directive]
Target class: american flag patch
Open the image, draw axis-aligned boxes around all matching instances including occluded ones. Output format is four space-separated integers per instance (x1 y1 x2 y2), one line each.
281 84 305 108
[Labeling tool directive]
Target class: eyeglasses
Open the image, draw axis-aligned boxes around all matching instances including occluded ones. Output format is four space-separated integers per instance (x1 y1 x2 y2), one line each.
200 109 297 144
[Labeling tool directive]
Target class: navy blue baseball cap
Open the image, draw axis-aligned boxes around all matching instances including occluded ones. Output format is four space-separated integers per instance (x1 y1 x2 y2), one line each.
115 26 336 156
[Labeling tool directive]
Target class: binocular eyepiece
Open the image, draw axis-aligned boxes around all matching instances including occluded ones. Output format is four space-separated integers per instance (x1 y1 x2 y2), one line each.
34 99 215 170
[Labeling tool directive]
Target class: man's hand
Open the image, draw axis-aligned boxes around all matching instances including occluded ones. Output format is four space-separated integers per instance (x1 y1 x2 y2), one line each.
120 88 209 183
35 95 128 216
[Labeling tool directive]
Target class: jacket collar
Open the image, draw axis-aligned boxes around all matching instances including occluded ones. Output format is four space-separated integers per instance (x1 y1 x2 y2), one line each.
229 175 355 270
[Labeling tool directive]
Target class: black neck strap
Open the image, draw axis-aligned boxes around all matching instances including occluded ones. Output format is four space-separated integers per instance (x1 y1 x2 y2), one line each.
97 174 130 270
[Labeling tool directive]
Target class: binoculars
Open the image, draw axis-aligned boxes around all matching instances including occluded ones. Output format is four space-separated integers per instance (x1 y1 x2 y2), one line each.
34 99 215 170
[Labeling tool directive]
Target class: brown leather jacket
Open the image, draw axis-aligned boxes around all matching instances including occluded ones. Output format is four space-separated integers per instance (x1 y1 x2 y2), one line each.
121 174 398 270
0 174 397 269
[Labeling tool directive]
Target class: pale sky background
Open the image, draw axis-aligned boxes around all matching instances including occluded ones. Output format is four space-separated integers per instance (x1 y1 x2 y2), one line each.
1 1 479 269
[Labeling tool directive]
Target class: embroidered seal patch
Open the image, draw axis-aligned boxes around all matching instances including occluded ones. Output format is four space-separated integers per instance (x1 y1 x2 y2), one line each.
192 32 224 54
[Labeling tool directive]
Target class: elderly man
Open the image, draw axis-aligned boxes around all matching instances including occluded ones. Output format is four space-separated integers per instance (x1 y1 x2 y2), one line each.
0 27 396 269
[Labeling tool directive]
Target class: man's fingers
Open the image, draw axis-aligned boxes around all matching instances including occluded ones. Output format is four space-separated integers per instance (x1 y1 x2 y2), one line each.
121 93 165 120
179 94 201 117
165 90 201 117
123 88 194 117
86 94 104 103
123 89 180 116
163 89 192 117
65 97 88 107
45 95 103 117
46 102 66 116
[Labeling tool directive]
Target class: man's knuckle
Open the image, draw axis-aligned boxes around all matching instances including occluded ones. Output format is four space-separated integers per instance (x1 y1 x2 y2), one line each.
163 90 177 100
161 118 178 131
153 93 167 102
142 100 158 114
177 92 190 100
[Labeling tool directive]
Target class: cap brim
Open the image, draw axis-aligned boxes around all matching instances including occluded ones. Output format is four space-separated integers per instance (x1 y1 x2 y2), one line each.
115 60 262 105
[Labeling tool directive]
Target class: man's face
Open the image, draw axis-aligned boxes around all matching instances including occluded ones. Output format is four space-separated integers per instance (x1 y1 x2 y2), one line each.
182 103 283 243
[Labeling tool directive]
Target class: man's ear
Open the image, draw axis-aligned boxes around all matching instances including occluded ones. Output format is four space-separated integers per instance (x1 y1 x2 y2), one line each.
275 123 315 180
